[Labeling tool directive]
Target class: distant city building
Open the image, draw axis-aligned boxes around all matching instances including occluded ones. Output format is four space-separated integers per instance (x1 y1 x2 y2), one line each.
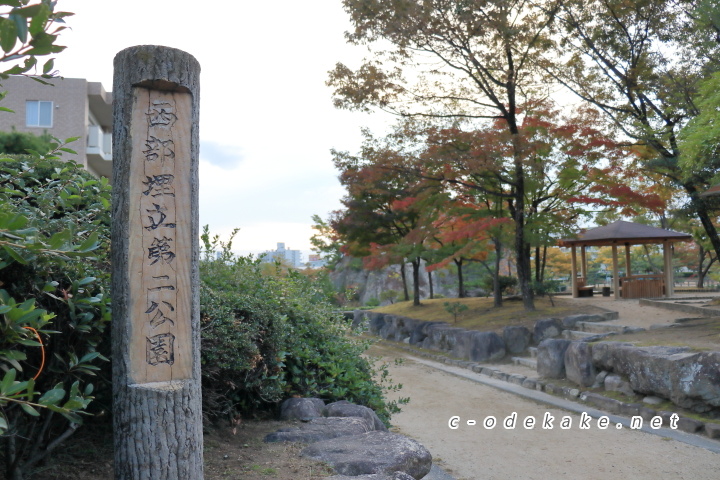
261 242 302 268
0 76 113 180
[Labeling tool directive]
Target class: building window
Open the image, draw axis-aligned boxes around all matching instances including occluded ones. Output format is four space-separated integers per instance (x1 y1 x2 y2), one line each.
26 100 53 127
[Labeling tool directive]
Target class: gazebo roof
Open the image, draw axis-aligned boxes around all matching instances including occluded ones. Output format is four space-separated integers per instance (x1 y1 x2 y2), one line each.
559 220 692 247
701 184 720 197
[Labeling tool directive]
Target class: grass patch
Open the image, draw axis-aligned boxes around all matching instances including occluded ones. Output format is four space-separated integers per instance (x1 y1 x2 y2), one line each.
373 296 604 332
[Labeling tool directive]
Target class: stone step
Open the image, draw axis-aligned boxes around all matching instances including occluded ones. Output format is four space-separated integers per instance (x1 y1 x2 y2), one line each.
528 346 538 358
511 356 537 369
577 322 647 335
562 330 599 340
576 321 630 334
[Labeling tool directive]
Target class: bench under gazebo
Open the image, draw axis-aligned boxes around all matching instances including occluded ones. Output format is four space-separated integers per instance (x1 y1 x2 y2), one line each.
559 221 692 300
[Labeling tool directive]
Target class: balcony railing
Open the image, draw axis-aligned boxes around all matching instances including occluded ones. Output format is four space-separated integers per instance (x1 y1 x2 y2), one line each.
87 124 112 161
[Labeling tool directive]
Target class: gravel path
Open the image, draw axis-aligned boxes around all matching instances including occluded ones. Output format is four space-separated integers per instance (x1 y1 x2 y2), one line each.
373 344 720 480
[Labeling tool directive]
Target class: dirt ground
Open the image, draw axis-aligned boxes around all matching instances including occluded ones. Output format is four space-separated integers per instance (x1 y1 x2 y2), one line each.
10 420 333 480
370 343 720 480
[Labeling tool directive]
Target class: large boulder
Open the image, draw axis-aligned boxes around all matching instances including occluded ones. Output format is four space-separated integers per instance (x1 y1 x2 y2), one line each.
327 474 415 480
533 318 563 344
366 312 387 335
421 324 464 352
391 316 419 342
324 401 387 432
537 339 572 379
379 315 398 340
564 342 596 387
590 341 635 368
503 326 532 354
591 343 720 412
301 431 432 480
409 321 447 345
280 397 325 421
463 331 506 362
264 417 372 443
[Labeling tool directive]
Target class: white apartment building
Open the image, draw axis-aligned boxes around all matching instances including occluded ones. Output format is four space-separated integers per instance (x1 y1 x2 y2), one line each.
261 242 303 268
0 75 113 179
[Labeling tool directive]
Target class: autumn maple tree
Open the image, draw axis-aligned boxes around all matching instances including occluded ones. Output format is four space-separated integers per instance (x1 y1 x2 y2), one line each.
329 0 563 310
331 138 444 306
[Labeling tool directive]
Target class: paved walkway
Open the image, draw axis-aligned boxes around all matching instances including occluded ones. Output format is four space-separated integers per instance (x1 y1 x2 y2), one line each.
373 344 720 480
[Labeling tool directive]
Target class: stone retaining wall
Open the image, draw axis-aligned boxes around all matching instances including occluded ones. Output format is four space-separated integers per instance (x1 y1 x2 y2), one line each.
355 309 720 416
353 310 616 363
558 341 720 414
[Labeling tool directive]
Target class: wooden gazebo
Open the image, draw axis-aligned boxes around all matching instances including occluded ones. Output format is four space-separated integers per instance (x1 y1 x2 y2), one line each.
559 221 692 300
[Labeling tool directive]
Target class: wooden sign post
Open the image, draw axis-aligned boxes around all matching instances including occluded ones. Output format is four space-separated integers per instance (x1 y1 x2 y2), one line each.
111 46 203 479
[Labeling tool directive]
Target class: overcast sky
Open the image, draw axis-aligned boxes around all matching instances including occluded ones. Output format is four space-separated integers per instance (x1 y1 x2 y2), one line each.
55 0 393 258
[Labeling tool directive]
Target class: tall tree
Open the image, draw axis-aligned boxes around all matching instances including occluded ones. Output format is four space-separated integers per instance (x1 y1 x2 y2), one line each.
331 143 442 306
329 0 561 310
543 0 720 259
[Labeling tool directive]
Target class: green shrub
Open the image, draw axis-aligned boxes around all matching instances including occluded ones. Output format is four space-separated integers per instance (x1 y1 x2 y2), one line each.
365 297 380 308
443 301 469 323
200 229 405 425
0 147 111 478
480 275 517 295
0 130 53 155
532 279 563 307
379 289 399 304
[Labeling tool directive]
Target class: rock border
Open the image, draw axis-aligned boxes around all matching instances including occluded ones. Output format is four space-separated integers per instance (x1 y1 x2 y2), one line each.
382 341 720 442
265 398 435 479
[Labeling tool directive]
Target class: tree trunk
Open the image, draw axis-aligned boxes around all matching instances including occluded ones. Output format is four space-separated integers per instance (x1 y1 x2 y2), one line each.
412 257 422 306
400 262 409 301
112 46 204 480
493 237 503 308
690 189 720 264
697 245 716 289
509 128 535 311
454 258 465 298
428 269 434 299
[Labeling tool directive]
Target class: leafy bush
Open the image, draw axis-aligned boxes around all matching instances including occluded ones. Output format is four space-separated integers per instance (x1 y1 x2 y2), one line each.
200 229 405 425
379 289 399 305
532 279 563 307
443 301 469 323
480 275 517 295
364 297 380 308
0 147 111 479
0 130 53 155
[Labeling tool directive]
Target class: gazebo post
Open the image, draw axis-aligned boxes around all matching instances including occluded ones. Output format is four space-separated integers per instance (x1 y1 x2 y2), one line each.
612 245 620 300
663 241 673 297
624 243 632 276
571 245 578 298
580 246 587 285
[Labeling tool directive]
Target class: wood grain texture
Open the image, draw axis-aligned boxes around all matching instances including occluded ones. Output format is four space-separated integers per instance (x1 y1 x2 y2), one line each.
111 45 202 480
127 88 193 384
